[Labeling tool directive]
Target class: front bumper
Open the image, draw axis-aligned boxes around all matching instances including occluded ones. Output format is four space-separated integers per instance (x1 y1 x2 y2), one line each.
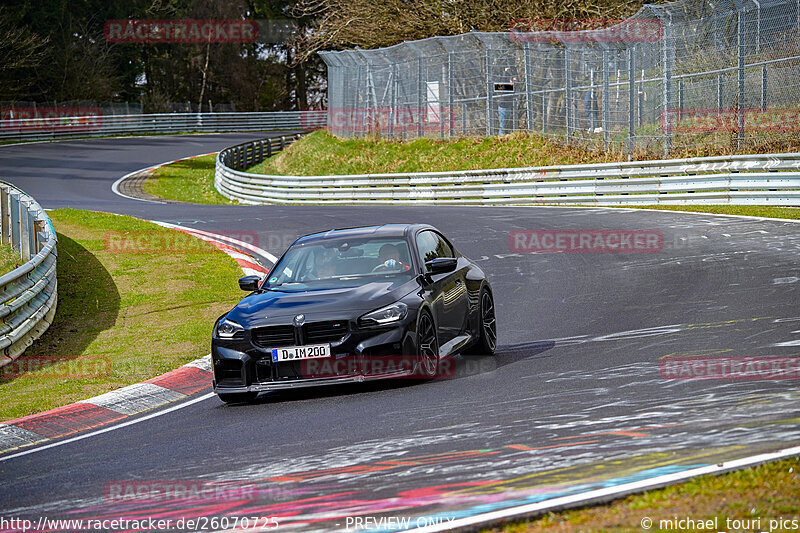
212 368 414 393
211 316 416 393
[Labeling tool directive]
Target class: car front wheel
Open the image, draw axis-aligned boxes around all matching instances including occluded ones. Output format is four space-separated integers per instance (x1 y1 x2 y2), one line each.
416 310 439 377
466 288 497 356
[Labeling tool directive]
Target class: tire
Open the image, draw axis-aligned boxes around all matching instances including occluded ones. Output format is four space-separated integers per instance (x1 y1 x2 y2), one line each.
465 288 497 356
217 391 258 404
415 310 439 378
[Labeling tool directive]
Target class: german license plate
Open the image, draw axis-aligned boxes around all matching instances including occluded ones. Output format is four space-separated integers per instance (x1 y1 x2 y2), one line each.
271 344 331 362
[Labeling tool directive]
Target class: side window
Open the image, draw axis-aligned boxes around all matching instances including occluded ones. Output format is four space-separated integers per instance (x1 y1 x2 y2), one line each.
416 231 454 269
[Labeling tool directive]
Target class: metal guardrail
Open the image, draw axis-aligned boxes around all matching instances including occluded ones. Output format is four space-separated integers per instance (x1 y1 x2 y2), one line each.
0 182 57 366
0 111 327 142
215 139 800 205
216 134 303 172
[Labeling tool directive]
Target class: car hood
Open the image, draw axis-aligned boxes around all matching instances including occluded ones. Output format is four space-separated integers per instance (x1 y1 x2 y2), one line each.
226 278 417 327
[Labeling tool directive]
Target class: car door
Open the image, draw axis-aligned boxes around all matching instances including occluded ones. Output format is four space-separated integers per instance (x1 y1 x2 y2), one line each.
415 230 469 346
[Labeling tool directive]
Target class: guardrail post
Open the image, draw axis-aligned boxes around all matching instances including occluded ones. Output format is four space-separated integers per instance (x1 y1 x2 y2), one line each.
280 136 286 151
0 187 8 245
9 192 21 258
267 138 273 158
24 209 34 261
737 8 746 149
34 219 46 254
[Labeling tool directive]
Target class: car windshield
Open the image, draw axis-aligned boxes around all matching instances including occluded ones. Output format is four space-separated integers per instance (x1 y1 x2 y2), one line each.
263 237 414 291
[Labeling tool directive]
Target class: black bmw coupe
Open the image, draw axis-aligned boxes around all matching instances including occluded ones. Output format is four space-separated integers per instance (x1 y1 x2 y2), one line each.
211 224 496 403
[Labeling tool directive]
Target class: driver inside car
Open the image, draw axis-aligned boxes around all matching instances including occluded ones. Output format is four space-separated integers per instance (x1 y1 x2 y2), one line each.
374 243 411 272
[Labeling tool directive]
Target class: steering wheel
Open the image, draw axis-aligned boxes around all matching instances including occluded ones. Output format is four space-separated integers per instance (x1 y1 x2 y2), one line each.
372 259 408 272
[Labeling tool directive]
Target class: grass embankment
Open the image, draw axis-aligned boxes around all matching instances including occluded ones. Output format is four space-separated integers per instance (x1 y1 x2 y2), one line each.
0 244 23 273
487 456 800 532
249 130 622 175
143 154 237 205
0 209 243 420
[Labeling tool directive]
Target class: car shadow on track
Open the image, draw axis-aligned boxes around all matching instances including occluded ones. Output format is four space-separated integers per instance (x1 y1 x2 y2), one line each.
220 340 556 407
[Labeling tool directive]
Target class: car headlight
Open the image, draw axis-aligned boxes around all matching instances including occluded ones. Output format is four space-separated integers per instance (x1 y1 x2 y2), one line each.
215 318 244 339
359 302 408 325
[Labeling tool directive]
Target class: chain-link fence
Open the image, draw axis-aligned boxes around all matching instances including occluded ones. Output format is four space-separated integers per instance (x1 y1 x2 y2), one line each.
319 0 800 155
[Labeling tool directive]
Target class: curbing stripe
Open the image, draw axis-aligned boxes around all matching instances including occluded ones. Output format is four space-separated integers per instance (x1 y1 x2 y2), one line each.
0 224 267 455
8 403 126 440
183 354 212 372
145 365 212 396
0 424 46 450
77 383 187 416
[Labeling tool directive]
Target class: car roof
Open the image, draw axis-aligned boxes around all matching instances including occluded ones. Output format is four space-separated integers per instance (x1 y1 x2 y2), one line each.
295 224 436 244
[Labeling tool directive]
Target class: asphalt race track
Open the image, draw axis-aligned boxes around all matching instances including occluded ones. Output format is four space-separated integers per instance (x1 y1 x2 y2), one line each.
1 134 799 531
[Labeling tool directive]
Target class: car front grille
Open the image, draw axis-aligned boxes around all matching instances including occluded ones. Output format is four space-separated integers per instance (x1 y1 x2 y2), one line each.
305 320 348 343
251 321 349 349
251 325 295 348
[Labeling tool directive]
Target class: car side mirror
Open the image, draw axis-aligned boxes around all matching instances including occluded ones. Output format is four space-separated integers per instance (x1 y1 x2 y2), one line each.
424 257 458 274
238 275 262 292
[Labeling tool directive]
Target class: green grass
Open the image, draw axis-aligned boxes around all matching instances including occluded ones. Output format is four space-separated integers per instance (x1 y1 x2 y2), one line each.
0 209 244 420
0 243 23 274
621 205 800 220
487 456 800 532
248 130 623 176
143 153 238 205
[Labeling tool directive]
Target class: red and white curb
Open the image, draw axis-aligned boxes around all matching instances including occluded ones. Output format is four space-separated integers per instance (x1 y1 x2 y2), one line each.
151 220 276 275
0 223 274 455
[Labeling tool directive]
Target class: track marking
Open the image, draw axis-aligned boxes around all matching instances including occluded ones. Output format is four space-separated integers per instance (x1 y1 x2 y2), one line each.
408 445 800 532
110 152 217 204
0 393 215 463
151 220 278 264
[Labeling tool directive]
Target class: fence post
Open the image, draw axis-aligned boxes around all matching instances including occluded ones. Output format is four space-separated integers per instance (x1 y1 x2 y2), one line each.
565 48 572 141
418 56 425 137
628 45 636 156
524 43 533 131
603 49 610 149
761 65 767 111
390 64 398 137
737 8 746 149
717 73 723 112
660 11 674 157
448 51 455 138
677 78 684 123
485 47 493 136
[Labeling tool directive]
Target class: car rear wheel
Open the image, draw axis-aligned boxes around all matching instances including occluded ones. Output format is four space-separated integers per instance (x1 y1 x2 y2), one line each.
466 288 497 356
416 310 439 377
217 391 258 404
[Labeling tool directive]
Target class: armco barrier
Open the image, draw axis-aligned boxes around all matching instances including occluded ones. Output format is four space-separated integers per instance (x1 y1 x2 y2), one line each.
215 141 800 205
0 182 57 366
0 110 326 142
